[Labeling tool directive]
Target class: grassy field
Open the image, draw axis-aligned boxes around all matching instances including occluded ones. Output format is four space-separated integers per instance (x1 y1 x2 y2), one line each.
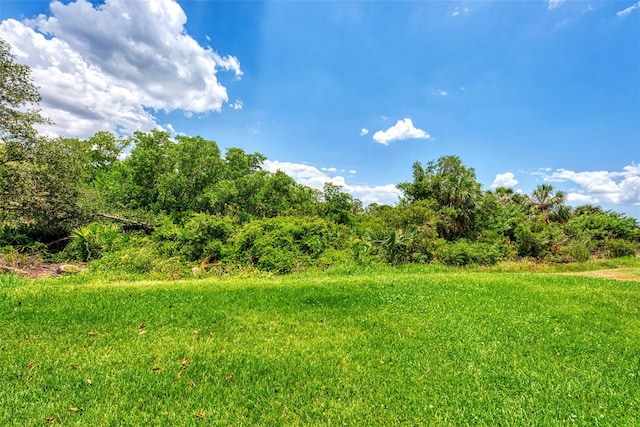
1 263 639 426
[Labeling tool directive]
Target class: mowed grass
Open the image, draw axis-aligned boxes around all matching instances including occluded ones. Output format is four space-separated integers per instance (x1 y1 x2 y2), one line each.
1 266 639 426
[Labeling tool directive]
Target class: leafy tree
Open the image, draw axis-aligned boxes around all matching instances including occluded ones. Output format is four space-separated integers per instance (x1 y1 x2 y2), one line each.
398 156 481 239
0 38 49 147
87 131 129 176
158 135 226 213
1 137 89 239
116 130 173 211
320 182 359 225
223 147 266 179
0 39 89 240
474 188 529 241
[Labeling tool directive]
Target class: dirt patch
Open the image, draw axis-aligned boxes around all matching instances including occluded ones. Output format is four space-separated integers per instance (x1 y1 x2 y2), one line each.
0 263 86 279
561 268 640 282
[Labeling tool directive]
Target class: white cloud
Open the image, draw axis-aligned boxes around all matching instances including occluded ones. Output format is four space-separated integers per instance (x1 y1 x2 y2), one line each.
548 0 565 10
372 118 430 145
263 160 401 205
359 128 369 136
566 193 598 204
349 169 357 174
617 1 640 16
491 172 519 189
435 90 448 96
452 6 469 17
0 0 242 138
229 100 243 110
346 183 403 206
540 163 640 205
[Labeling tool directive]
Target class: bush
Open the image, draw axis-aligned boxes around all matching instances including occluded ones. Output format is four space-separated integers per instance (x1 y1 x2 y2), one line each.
435 239 507 266
605 239 637 258
554 244 591 263
567 212 640 242
91 245 157 274
180 213 234 262
365 228 419 265
66 222 122 261
153 213 234 262
231 216 350 273
513 223 542 258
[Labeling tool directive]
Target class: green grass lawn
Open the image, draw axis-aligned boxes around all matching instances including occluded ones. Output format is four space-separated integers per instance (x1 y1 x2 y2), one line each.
1 265 639 426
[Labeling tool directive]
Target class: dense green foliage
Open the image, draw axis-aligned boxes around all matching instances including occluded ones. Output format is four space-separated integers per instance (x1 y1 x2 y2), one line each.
0 37 638 275
1 267 639 425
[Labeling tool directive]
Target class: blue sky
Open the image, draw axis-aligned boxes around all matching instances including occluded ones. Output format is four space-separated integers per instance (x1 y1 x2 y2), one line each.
1 0 639 218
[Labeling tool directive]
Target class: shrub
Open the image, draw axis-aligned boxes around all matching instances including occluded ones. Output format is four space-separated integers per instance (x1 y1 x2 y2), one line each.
231 216 349 273
66 222 122 261
605 239 637 258
153 213 234 262
567 212 640 242
365 228 418 265
513 223 541 258
435 239 507 266
90 245 156 275
554 244 591 263
180 213 234 262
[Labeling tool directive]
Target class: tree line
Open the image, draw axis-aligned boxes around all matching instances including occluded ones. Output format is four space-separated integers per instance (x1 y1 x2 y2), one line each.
1 38 638 275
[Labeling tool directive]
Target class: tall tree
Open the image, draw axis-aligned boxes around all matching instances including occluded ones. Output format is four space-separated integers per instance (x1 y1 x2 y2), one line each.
1 38 89 239
398 156 481 239
0 38 49 149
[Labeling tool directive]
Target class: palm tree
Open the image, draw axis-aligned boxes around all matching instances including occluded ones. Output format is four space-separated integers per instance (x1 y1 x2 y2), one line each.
530 184 570 223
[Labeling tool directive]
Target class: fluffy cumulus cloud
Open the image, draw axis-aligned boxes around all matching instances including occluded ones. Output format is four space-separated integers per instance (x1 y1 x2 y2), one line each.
0 0 241 137
263 160 401 205
359 128 369 136
617 1 640 17
372 118 430 145
566 193 598 204
491 172 519 189
540 163 640 205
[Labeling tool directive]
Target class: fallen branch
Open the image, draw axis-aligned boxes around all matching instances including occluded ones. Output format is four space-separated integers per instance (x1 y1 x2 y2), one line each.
95 213 154 234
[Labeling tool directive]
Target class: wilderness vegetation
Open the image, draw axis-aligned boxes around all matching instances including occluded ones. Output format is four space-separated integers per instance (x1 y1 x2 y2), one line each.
1 37 639 278
3 37 640 426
